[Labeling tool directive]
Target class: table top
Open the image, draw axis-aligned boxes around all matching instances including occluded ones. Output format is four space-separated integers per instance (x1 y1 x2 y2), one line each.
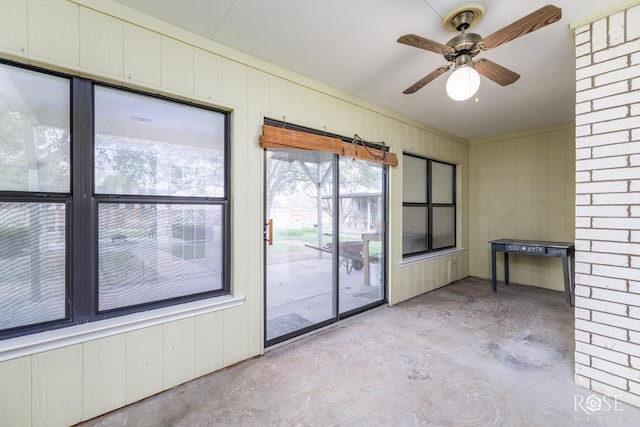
489 239 574 249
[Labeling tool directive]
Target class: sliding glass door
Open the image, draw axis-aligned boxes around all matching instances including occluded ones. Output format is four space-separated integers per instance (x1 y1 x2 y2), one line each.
264 147 386 346
338 157 385 314
264 149 335 344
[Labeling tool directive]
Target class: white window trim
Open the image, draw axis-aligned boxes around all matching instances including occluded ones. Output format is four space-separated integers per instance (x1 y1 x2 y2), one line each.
400 247 466 267
0 294 245 363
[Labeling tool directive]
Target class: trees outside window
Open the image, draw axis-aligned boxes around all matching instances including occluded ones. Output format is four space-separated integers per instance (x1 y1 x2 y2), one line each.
0 62 229 339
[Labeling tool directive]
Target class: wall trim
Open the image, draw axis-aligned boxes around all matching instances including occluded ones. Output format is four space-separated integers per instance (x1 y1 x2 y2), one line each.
469 122 575 146
0 294 245 363
570 0 640 30
400 248 466 268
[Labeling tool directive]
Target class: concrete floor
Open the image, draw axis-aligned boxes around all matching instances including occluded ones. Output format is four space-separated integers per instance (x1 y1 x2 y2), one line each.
79 278 640 426
266 257 383 340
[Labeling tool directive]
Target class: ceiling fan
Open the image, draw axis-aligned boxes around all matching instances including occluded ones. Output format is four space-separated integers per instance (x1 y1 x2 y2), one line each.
397 3 562 99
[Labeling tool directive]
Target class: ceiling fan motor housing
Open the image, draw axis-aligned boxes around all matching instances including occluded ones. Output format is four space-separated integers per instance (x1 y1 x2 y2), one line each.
444 33 482 62
452 54 474 68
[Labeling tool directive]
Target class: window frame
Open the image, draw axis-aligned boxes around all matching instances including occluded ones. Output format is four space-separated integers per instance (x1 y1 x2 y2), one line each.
0 60 231 340
402 153 456 258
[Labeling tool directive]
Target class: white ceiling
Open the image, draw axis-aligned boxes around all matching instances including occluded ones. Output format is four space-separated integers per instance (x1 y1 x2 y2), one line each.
112 0 621 141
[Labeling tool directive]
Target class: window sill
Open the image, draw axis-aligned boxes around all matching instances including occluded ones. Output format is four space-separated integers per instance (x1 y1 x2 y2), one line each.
0 293 245 362
400 247 466 267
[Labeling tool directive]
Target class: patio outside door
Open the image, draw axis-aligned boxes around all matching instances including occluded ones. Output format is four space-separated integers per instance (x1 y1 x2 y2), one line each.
264 146 385 346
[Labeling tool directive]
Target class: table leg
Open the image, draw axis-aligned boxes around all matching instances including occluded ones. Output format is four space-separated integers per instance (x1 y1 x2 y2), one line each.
571 251 575 292
562 253 571 306
504 252 510 286
491 245 497 292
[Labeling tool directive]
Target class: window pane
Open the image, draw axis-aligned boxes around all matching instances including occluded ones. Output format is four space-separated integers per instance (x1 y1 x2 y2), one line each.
433 206 455 249
402 206 428 254
98 203 223 311
94 86 226 197
338 157 385 314
0 202 66 330
402 155 427 203
0 64 70 192
432 161 454 204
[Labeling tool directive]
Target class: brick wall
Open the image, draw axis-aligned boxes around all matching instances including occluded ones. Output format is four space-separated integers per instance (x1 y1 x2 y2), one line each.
574 4 640 407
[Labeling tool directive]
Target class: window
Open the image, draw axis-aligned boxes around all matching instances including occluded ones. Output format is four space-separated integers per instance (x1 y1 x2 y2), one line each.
0 63 70 333
0 61 229 339
402 153 455 257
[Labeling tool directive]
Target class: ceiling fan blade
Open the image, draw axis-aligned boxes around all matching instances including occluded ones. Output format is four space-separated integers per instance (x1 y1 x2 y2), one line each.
397 34 455 55
479 5 562 50
474 58 520 86
403 65 451 94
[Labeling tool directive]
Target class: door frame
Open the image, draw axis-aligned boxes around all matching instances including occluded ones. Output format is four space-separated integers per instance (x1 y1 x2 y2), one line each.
262 119 388 348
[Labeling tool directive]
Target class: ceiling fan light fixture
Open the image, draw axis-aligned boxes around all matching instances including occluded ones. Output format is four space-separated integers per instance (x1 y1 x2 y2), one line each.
446 63 480 101
398 5 561 97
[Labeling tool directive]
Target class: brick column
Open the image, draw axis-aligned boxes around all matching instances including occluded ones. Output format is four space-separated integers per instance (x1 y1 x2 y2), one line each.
574 5 640 407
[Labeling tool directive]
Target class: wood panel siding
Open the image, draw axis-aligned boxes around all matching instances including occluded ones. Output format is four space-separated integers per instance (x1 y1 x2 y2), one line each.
468 125 576 291
0 0 468 424
79 8 124 77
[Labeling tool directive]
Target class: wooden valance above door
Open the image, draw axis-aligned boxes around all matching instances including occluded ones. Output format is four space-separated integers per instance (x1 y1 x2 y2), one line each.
260 124 398 166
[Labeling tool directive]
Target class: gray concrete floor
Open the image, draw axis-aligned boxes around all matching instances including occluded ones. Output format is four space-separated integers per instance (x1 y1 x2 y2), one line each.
266 257 383 340
78 278 640 426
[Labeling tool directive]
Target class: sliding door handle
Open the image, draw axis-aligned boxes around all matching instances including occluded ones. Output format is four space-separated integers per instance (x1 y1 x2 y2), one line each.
264 219 273 246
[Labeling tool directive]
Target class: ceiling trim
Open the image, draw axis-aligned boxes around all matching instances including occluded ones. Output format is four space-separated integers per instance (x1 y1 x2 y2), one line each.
569 0 640 29
468 122 575 146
